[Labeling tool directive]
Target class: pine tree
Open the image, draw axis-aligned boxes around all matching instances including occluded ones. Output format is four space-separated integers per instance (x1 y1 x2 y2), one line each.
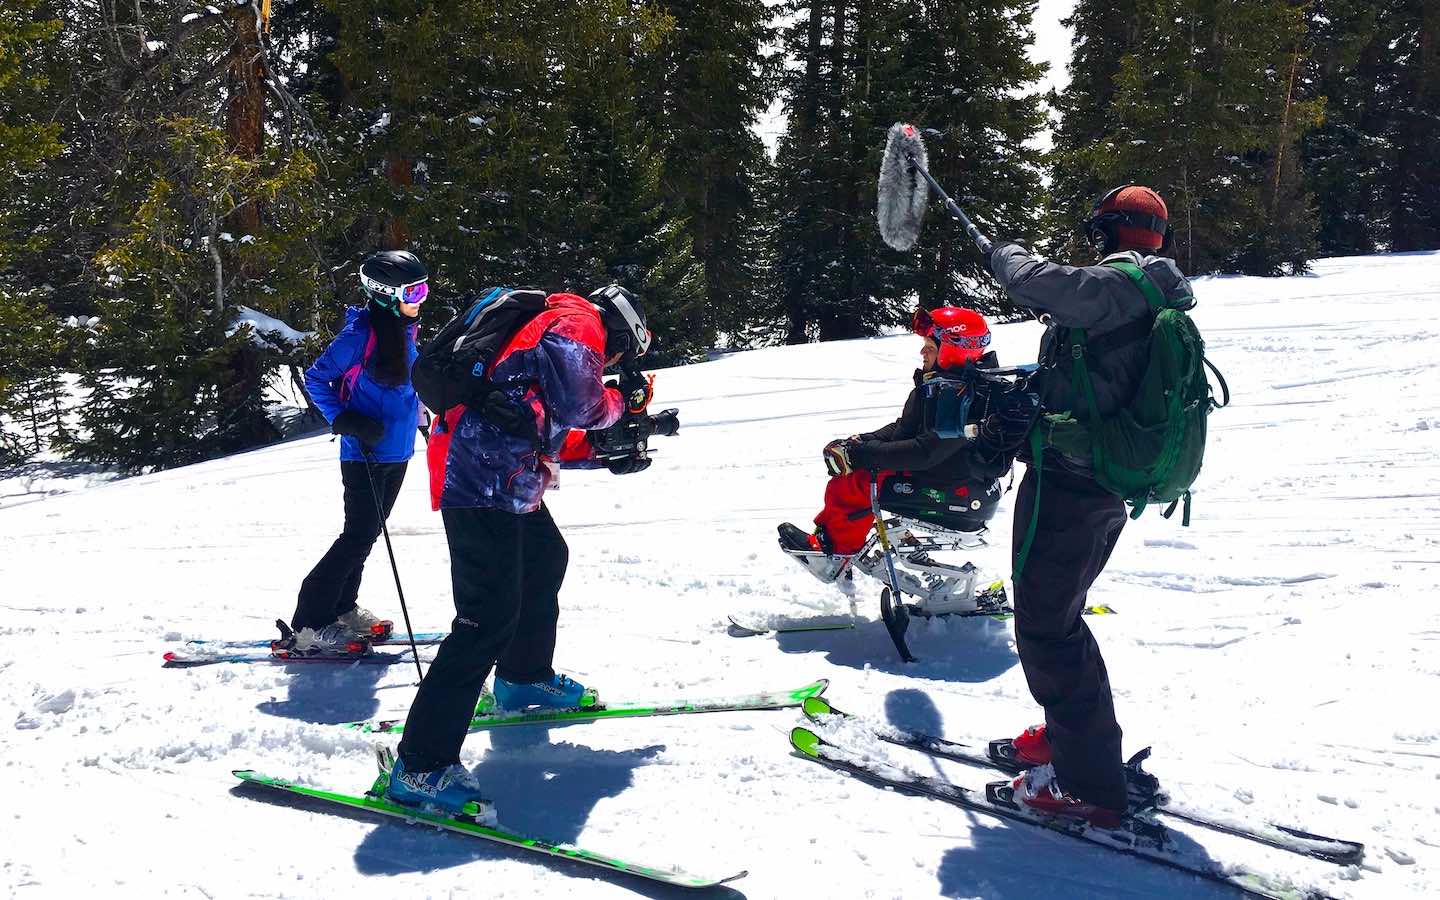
773 0 1048 342
1085 0 1323 274
1389 0 1440 250
32 2 327 469
540 0 704 361
866 0 1048 315
1299 1 1389 256
1044 0 1142 261
0 0 65 457
636 0 777 350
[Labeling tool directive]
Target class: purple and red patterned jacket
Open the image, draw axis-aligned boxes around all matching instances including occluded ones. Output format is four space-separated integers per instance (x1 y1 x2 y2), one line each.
426 292 624 513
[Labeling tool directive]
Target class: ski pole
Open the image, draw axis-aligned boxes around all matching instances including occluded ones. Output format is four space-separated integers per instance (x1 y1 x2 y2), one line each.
869 472 916 662
363 452 425 682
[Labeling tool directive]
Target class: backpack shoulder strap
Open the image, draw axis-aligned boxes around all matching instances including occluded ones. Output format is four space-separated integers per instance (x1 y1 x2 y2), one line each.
1105 258 1190 312
338 318 377 404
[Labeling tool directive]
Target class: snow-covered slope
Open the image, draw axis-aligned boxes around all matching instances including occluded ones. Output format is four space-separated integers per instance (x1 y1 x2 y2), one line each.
4 252 1438 899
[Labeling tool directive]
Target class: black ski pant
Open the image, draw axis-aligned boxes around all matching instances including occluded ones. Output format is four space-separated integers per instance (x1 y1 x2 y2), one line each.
397 504 568 772
1011 464 1128 810
291 459 408 632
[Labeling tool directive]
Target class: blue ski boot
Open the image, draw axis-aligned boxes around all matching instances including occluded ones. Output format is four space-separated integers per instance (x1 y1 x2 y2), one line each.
384 753 497 824
492 673 598 711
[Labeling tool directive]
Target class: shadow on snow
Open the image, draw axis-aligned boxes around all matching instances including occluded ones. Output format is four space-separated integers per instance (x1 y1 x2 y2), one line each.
254 659 391 725
765 612 1018 682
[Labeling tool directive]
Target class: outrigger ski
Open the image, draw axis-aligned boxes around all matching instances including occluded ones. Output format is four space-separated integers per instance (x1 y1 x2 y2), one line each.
881 586 1119 662
727 615 857 637
800 696 1364 865
346 678 831 734
789 727 1334 900
728 602 1117 640
233 749 745 890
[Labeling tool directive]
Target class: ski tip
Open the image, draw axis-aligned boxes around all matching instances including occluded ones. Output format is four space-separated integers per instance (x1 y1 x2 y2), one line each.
801 696 834 719
717 869 749 885
232 769 256 779
788 679 829 701
726 616 764 637
790 726 823 758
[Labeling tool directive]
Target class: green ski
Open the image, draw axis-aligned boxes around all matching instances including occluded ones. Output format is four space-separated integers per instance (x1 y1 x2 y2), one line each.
234 757 744 890
345 678 830 734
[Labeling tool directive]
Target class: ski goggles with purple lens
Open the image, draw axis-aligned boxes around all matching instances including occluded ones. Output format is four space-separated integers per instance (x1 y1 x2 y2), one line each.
361 272 429 306
937 328 991 350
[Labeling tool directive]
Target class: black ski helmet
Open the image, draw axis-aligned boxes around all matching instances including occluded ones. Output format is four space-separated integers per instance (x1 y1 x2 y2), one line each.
589 284 651 361
359 250 429 310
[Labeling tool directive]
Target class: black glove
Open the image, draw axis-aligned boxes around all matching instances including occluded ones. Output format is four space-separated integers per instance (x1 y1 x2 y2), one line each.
605 455 652 476
617 369 652 414
649 409 679 437
332 409 385 450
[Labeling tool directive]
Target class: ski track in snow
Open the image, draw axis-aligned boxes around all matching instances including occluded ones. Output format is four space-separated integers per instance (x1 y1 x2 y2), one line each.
3 251 1439 898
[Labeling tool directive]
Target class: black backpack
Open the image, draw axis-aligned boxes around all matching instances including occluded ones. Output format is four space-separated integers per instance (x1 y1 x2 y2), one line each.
411 287 550 438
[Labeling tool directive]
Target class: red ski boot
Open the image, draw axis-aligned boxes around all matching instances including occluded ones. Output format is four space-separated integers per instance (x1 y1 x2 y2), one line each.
988 723 1053 770
1012 724 1052 766
1010 763 1124 829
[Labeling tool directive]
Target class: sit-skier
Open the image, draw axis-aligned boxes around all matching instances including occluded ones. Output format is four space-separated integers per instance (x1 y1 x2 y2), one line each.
778 306 1036 575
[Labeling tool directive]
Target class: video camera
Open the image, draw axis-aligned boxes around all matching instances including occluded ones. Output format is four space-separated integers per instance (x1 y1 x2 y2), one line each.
587 406 681 461
586 366 680 472
921 364 1039 439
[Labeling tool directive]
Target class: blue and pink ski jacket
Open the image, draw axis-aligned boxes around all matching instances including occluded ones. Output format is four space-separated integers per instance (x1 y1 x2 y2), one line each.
426 292 624 514
304 306 421 463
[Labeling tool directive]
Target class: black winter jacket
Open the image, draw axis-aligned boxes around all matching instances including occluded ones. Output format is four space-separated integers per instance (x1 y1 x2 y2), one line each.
848 353 1014 482
988 245 1196 473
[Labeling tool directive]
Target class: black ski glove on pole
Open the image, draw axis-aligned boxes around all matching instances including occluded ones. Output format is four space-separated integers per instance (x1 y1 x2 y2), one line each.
332 409 385 450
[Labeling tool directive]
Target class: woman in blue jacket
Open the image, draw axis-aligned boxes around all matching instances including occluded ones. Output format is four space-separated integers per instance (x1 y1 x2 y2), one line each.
282 251 428 656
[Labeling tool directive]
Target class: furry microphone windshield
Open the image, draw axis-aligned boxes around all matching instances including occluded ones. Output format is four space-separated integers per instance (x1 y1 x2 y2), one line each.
876 123 931 251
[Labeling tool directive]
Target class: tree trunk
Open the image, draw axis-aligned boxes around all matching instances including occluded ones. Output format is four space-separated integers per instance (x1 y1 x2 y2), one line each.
784 2 828 344
225 2 265 234
384 151 413 249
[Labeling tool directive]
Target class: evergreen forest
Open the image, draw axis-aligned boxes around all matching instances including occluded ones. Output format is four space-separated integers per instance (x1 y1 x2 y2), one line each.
1 0 1435 468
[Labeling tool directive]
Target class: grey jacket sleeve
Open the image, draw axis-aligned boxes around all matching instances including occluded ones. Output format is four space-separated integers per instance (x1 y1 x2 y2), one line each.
988 244 1147 331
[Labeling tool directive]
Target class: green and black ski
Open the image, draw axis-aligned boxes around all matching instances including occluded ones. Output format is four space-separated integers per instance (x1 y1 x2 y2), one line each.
234 751 744 890
345 678 830 734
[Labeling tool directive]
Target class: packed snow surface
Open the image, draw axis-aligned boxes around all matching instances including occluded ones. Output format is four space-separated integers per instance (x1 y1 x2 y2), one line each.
4 252 1439 899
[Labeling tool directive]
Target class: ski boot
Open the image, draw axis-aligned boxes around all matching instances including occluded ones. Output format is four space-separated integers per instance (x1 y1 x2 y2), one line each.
992 726 1168 811
492 673 598 711
1009 763 1125 828
338 606 394 641
270 620 370 659
382 749 497 824
1002 723 1054 767
777 523 853 584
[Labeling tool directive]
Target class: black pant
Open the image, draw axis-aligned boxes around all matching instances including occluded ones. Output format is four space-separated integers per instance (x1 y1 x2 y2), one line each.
397 504 568 772
291 460 408 631
1011 464 1128 810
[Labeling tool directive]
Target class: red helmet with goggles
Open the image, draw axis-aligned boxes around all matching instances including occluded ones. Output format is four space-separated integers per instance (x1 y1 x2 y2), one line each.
911 306 991 369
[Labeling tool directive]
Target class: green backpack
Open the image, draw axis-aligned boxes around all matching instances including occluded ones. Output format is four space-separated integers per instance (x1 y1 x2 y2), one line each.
1016 259 1228 575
